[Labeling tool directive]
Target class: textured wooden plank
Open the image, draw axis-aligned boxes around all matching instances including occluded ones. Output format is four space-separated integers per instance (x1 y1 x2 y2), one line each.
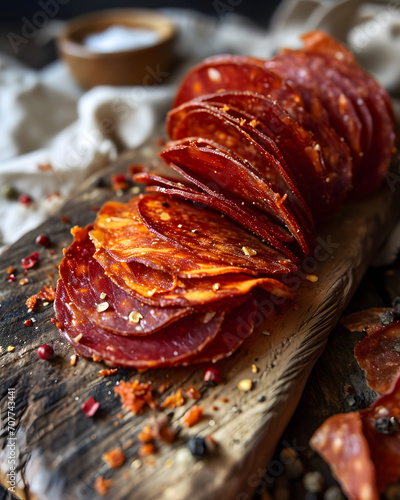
1 134 400 500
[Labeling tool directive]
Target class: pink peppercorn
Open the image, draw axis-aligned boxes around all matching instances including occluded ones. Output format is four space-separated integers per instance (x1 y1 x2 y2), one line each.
203 366 222 385
81 397 100 418
35 234 50 247
37 344 54 360
19 194 32 205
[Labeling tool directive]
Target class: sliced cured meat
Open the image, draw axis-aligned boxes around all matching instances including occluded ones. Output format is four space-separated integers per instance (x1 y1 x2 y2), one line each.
142 183 298 264
341 307 389 334
137 193 294 275
361 373 400 491
90 197 261 278
54 280 226 369
161 135 312 257
265 51 363 167
158 142 295 245
60 225 190 336
189 297 257 364
173 54 304 117
310 412 379 500
289 31 395 198
196 92 337 217
167 104 313 231
300 30 394 120
95 247 292 307
354 320 400 394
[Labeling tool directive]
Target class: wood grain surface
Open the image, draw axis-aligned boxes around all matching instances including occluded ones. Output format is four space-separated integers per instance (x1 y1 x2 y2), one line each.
1 135 400 500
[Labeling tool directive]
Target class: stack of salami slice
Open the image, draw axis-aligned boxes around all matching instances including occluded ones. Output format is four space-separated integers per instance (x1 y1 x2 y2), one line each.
54 32 395 369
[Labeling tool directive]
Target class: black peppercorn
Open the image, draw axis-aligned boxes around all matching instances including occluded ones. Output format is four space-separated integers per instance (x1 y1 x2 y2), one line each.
381 309 395 326
187 436 207 457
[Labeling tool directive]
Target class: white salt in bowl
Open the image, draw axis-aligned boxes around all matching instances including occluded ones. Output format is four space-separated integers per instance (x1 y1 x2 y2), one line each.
57 9 176 89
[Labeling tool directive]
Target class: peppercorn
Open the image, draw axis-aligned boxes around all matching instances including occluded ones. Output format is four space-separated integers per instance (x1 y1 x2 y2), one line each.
37 344 54 360
35 234 50 247
381 309 395 326
203 366 221 386
2 185 19 200
187 436 207 457
374 416 399 434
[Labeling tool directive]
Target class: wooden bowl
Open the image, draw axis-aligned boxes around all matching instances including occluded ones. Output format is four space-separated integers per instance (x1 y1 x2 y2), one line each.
57 9 176 89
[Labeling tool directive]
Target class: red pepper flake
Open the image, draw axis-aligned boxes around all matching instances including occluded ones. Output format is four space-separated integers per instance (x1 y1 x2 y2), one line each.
47 273 54 279
94 476 113 497
19 278 29 286
203 366 222 385
158 381 171 394
6 266 14 274
24 319 33 327
138 425 156 443
26 284 56 311
128 164 146 176
48 250 55 255
212 406 219 411
182 405 203 428
35 234 50 247
221 397 229 403
50 317 57 324
6 274 15 282
19 194 32 205
98 368 118 377
61 216 70 224
102 448 125 469
21 251 39 269
37 163 53 171
111 174 129 191
37 344 54 360
160 388 185 409
81 397 100 418
90 206 100 212
185 386 201 400
139 443 156 457
114 380 157 415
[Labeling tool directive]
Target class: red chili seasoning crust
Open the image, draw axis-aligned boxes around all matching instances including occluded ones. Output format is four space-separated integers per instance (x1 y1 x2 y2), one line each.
114 380 157 415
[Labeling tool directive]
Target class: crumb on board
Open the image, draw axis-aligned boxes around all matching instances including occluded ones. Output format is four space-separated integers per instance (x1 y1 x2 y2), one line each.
160 388 185 409
94 476 113 497
98 368 118 377
183 405 203 428
185 386 201 400
26 284 56 312
114 380 157 415
102 448 125 469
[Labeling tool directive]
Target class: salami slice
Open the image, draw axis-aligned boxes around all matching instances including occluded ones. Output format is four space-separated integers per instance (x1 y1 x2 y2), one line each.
361 373 400 491
310 412 379 500
60 225 190 336
354 320 400 394
141 183 298 264
189 297 257 363
137 193 294 275
90 197 262 278
292 31 395 198
161 134 312 257
265 51 363 167
173 55 304 117
95 246 292 307
196 92 336 217
167 104 313 231
54 280 226 369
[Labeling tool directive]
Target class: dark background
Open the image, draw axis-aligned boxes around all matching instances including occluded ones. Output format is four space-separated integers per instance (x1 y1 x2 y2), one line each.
0 0 283 68
0 0 282 24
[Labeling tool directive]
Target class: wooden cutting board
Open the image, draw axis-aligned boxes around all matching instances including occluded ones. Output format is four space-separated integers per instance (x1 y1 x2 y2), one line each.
1 134 400 500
